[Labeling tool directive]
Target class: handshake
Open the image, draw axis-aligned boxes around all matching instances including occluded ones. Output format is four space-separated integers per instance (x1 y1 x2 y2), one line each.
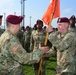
39 40 52 54
39 44 49 53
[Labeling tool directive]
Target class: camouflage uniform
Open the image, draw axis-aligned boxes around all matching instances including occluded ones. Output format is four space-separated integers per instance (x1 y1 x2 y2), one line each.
69 27 76 75
30 29 46 75
17 29 24 48
0 30 44 75
23 30 31 52
48 29 76 75
69 25 76 32
0 15 4 36
0 28 4 36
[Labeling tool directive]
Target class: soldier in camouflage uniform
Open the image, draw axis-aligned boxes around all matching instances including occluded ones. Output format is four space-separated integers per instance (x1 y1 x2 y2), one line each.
23 26 31 52
69 15 76 28
30 20 47 75
48 17 76 75
69 15 76 32
0 15 49 75
17 26 25 48
69 15 76 75
0 15 4 36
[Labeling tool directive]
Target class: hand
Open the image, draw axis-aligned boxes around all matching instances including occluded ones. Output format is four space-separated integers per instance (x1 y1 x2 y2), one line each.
39 44 50 53
46 25 53 33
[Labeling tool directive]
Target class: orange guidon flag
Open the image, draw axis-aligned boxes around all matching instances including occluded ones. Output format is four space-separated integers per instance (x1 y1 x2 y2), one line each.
42 0 60 25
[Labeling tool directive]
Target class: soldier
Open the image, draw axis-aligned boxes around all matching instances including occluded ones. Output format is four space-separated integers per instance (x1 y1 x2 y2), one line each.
0 15 2 25
17 26 25 48
48 17 76 75
0 15 4 36
0 15 49 75
23 26 31 52
69 15 76 32
69 15 76 75
30 19 49 75
33 24 37 30
69 15 76 28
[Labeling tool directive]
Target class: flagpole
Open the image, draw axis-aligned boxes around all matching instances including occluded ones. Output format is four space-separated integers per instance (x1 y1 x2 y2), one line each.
38 0 59 75
44 0 58 44
44 0 59 48
38 14 53 75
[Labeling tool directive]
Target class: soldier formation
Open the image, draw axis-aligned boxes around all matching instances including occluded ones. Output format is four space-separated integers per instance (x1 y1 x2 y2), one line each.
0 14 76 75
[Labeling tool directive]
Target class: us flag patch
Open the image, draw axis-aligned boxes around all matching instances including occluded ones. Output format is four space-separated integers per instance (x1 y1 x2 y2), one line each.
12 45 19 51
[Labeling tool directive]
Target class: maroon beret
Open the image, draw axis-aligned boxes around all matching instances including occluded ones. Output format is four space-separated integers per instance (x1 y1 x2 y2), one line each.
57 17 69 23
6 15 23 24
0 15 3 19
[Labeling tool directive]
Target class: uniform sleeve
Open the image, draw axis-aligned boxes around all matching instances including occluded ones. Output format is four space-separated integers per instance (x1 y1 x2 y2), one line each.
8 37 44 64
56 33 74 51
48 31 59 44
48 32 75 52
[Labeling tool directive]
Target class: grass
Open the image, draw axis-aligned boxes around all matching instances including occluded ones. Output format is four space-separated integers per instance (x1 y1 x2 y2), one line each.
23 56 57 75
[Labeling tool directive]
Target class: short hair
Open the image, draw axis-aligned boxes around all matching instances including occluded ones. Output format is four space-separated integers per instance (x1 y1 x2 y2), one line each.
6 21 12 28
0 15 3 19
36 19 43 27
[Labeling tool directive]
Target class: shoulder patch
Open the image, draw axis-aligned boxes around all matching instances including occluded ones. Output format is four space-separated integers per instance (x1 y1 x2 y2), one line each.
12 45 19 51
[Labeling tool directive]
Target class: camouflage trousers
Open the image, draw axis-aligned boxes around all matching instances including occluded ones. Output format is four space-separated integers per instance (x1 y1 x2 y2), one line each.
34 58 47 75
